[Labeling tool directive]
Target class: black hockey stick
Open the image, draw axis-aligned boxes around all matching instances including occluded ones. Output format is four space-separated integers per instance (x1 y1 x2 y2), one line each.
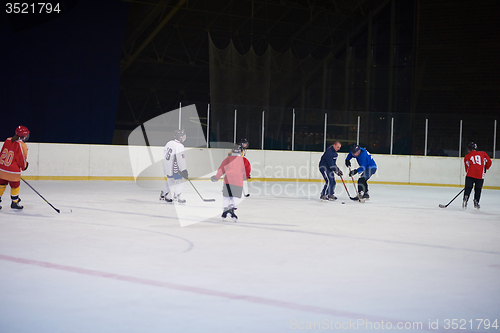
347 167 365 203
339 174 358 201
187 179 215 202
439 188 465 208
21 178 61 213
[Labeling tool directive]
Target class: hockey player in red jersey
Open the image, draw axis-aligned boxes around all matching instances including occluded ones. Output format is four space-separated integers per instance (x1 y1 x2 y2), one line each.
0 126 30 210
463 142 492 209
238 138 249 157
211 145 251 221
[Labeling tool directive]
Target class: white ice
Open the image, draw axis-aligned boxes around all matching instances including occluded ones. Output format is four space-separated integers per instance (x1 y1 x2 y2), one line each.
0 180 499 333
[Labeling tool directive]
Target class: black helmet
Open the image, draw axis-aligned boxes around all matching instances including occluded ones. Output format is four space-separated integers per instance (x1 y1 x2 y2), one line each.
467 142 477 151
174 129 186 143
351 144 361 154
239 138 249 149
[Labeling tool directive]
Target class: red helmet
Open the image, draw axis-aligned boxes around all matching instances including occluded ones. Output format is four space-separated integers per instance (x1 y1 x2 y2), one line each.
15 125 30 141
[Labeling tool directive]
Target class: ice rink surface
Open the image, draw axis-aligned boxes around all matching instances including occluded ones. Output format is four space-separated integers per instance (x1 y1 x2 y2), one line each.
0 180 499 333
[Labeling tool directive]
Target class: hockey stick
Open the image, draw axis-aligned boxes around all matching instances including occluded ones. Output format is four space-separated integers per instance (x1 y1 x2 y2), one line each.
187 179 215 202
339 175 358 201
439 188 465 208
21 178 61 213
347 167 365 203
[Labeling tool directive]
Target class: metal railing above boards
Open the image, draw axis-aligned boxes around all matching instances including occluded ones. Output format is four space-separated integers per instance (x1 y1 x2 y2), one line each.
177 102 498 158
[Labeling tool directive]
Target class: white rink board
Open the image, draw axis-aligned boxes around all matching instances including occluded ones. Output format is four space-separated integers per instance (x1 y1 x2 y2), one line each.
409 156 464 186
3 143 498 187
309 152 323 180
90 145 134 178
486 161 500 185
38 143 91 177
263 150 312 180
245 149 266 179
372 155 411 183
22 142 39 177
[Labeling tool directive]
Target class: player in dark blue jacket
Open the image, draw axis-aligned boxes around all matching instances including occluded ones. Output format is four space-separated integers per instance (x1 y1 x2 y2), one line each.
319 141 343 201
345 145 377 199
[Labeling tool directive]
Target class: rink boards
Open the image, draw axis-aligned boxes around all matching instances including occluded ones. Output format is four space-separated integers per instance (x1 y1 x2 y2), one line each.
11 142 500 189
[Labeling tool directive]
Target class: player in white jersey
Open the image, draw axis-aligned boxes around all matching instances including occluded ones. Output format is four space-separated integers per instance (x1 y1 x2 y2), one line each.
160 129 189 203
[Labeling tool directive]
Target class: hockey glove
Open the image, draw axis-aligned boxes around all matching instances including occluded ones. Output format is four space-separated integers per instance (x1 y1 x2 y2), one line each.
180 169 189 179
349 169 358 177
336 169 343 177
23 161 29 171
345 160 351 168
211 176 218 182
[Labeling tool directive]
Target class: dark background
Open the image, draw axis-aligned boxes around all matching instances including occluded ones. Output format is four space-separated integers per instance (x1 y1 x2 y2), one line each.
1 0 499 154
0 0 129 144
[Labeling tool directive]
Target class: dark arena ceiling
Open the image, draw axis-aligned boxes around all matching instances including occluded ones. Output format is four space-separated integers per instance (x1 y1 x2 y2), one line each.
117 0 390 130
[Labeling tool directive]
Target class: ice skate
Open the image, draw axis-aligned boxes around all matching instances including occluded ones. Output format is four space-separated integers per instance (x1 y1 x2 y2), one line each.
462 195 468 209
362 191 370 199
160 191 173 203
174 194 186 204
0 197 2 210
320 195 336 201
473 199 480 209
221 207 230 220
11 197 23 210
226 205 238 222
229 207 238 222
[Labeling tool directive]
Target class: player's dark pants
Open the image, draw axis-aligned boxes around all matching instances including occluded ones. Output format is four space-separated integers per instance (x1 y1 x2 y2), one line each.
319 166 336 196
464 176 484 203
358 167 377 194
223 184 243 198
222 184 243 212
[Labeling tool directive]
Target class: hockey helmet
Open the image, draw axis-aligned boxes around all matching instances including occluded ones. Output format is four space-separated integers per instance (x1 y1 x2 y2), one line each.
174 129 186 143
467 142 477 152
239 138 249 149
351 144 361 155
15 125 30 141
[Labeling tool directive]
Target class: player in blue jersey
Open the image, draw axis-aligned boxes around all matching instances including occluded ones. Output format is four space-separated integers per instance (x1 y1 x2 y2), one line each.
345 145 377 199
319 141 343 201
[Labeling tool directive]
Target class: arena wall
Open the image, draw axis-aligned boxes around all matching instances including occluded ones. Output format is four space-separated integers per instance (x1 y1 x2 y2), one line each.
15 143 500 189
